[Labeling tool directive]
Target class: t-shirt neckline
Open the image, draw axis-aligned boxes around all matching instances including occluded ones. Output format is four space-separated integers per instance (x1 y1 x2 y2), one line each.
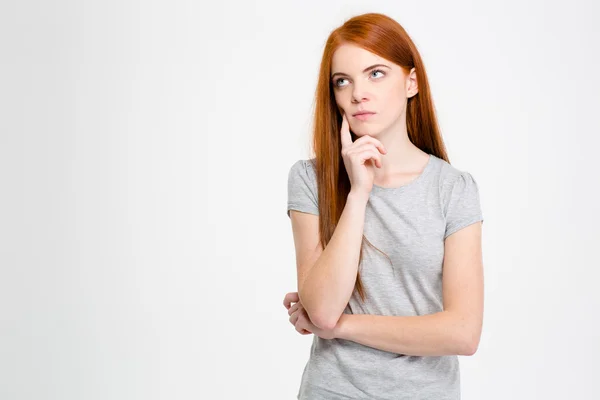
370 154 435 194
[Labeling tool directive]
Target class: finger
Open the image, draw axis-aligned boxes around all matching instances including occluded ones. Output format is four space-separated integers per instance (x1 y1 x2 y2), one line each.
295 315 308 332
350 143 385 157
289 308 302 325
296 314 314 334
359 148 383 168
296 324 313 335
283 292 299 309
340 114 353 149
350 149 382 168
353 135 387 154
363 151 382 168
288 302 299 316
289 312 298 325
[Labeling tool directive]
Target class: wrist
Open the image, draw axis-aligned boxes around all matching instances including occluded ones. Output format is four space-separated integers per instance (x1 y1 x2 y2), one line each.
348 190 370 205
334 313 350 339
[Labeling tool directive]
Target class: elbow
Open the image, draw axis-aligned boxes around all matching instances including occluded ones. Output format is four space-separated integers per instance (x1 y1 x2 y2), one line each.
311 313 339 331
304 306 340 331
451 311 481 356
459 331 481 356
298 289 342 331
460 340 478 356
303 305 339 331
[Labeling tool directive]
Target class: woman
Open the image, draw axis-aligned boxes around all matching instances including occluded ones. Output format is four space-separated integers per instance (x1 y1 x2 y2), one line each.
283 12 484 400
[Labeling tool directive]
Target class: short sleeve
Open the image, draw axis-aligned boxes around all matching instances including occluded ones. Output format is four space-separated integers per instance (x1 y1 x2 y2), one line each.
287 159 319 218
443 171 484 239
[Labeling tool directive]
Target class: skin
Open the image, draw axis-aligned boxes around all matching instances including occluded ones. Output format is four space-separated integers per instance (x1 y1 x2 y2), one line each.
330 43 430 188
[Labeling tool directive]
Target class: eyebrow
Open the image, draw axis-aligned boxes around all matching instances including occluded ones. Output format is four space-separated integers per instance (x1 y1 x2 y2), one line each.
331 63 391 79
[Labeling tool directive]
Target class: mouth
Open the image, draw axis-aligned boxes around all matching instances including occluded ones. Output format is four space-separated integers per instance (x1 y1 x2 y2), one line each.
352 112 376 121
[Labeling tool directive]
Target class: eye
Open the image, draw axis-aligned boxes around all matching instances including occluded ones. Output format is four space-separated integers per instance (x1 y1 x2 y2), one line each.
334 78 349 88
371 69 385 78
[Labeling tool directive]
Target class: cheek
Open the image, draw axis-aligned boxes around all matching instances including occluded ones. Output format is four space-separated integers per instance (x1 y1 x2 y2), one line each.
333 93 346 113
381 89 405 117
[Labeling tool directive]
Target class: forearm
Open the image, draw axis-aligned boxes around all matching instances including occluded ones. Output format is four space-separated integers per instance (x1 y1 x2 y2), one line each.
334 312 476 357
299 191 369 330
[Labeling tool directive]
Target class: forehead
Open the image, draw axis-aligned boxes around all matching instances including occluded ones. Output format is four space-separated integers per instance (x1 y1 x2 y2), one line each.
331 44 391 73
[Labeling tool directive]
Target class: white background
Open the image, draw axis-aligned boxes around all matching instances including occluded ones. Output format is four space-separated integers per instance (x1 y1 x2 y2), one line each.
1 0 599 399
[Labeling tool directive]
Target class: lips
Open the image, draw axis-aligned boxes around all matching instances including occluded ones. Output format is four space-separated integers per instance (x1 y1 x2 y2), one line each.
353 111 375 121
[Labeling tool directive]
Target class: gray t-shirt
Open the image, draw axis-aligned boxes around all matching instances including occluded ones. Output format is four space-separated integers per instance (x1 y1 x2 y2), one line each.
286 153 484 400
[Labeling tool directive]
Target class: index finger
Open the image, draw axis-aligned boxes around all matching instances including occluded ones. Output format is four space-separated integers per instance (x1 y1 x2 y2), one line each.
283 291 299 309
340 113 353 149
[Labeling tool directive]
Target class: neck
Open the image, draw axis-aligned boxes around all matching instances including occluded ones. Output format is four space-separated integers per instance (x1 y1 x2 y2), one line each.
373 115 428 177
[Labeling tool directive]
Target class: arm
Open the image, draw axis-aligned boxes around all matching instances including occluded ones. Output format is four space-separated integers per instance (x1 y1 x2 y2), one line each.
333 221 484 356
293 191 369 331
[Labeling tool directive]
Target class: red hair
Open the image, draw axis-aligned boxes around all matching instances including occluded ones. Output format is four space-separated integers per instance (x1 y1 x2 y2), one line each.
310 13 450 301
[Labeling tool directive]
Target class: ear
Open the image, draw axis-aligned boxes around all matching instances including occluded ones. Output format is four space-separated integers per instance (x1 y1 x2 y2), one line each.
407 67 418 98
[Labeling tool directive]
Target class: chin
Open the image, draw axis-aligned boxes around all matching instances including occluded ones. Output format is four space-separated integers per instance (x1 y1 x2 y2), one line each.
352 126 382 137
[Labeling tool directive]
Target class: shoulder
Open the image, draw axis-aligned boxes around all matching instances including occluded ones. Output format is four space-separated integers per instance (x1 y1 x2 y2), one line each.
288 157 317 181
433 156 481 205
432 157 484 236
434 156 478 187
435 156 469 183
287 157 319 195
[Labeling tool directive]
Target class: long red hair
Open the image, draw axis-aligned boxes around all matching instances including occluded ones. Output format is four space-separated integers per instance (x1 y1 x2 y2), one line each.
310 13 450 301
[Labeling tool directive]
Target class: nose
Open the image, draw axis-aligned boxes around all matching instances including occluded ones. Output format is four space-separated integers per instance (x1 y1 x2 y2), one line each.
351 82 369 103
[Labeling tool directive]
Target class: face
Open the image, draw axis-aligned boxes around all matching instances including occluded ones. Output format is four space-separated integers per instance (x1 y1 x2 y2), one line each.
330 44 418 137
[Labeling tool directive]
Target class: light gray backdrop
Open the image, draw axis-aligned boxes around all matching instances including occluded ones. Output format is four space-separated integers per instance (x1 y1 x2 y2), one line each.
1 0 598 399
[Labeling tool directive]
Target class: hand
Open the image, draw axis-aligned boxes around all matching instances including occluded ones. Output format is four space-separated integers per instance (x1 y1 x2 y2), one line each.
283 291 312 335
283 291 338 340
340 113 387 196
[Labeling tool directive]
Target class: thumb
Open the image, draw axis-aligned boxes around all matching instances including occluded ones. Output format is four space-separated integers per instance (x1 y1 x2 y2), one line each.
283 291 299 309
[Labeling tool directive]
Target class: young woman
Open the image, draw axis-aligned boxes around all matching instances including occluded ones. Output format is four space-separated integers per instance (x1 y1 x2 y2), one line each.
283 12 484 400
